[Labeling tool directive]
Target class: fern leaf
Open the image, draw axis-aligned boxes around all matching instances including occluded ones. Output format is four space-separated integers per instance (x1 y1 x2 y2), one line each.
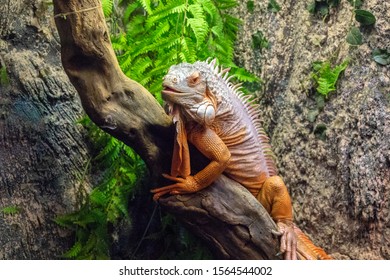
211 22 223 38
132 57 154 77
123 2 141 23
150 21 171 42
90 189 108 206
223 14 241 38
214 40 234 62
199 0 218 20
139 76 153 86
230 67 260 83
112 34 128 51
312 60 348 97
179 37 197 62
63 241 82 259
146 2 187 29
146 36 180 54
187 4 209 45
138 0 153 15
101 0 113 17
156 48 178 66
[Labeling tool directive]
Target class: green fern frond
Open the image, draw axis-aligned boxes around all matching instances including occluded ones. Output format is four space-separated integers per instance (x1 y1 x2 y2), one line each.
222 14 241 39
118 53 132 73
146 36 181 55
179 37 197 62
138 0 153 14
214 40 234 62
63 241 82 259
230 67 260 83
135 57 154 74
89 189 108 206
311 60 349 97
94 137 121 164
187 4 209 45
101 0 114 17
156 48 178 65
199 0 218 20
123 1 142 22
111 34 127 52
150 21 171 41
211 22 223 38
146 1 186 29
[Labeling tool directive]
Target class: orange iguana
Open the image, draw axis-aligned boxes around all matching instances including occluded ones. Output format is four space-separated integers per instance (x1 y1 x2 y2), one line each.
151 59 331 260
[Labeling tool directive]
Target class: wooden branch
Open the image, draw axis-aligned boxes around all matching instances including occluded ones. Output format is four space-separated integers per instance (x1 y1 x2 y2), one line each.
160 175 281 259
53 0 173 178
53 0 281 259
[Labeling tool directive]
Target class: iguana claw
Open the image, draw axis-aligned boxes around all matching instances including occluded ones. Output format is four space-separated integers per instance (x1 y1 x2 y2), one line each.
151 173 200 201
275 221 298 260
273 222 315 260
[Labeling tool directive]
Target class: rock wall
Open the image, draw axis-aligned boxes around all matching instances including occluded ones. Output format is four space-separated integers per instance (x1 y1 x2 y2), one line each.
234 0 390 259
0 0 89 259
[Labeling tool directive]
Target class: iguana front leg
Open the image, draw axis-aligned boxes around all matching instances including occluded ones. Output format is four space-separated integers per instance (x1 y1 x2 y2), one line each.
151 126 231 200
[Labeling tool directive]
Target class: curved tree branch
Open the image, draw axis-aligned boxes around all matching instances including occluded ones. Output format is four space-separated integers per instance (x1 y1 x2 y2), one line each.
53 0 281 260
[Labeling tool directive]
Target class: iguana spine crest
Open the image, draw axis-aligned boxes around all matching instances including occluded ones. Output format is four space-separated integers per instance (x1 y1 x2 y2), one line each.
202 58 277 177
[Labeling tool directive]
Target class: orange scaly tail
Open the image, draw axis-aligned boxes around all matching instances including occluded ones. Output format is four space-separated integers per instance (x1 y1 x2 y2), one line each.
294 226 332 260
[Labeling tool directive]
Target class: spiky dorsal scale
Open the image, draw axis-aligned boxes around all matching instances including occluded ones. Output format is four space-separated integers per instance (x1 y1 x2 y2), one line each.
195 59 278 177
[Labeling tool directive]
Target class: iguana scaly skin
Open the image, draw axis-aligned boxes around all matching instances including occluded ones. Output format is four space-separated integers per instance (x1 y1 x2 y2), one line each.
151 59 332 260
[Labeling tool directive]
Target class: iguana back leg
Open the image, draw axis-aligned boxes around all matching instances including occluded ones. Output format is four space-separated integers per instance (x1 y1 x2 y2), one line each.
257 176 332 260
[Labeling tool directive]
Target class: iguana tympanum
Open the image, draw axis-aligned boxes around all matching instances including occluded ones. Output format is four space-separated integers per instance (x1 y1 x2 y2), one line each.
151 59 331 260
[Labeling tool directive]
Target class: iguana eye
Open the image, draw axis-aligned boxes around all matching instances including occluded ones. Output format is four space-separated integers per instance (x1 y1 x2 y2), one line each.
187 71 201 86
172 77 178 84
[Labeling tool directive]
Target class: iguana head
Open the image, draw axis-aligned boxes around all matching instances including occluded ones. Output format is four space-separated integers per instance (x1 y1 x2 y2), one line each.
162 63 216 125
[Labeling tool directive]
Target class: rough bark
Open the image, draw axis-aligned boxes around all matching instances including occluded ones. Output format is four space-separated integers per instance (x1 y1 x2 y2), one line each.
160 176 280 259
0 0 90 259
52 0 281 260
234 1 390 259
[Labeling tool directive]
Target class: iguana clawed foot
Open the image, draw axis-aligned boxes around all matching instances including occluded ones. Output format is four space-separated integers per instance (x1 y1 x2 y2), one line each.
273 221 298 260
151 174 201 201
273 222 315 260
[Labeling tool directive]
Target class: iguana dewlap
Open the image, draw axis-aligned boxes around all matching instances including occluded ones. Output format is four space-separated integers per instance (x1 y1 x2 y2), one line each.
151 59 331 260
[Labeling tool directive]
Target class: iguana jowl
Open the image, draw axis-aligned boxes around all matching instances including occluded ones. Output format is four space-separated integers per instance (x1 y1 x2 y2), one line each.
151 59 331 260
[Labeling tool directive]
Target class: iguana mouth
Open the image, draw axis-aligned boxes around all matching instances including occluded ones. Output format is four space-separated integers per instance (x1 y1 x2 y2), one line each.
162 87 193 99
162 86 180 95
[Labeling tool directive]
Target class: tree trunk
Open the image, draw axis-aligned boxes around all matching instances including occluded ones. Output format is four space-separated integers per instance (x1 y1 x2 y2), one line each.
234 0 390 259
52 0 282 260
0 0 90 259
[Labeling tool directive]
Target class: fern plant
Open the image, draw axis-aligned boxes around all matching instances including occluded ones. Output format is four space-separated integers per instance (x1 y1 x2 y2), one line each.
111 0 259 102
311 60 349 97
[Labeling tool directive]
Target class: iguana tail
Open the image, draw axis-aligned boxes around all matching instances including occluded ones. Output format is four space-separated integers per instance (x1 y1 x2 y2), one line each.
294 226 333 260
